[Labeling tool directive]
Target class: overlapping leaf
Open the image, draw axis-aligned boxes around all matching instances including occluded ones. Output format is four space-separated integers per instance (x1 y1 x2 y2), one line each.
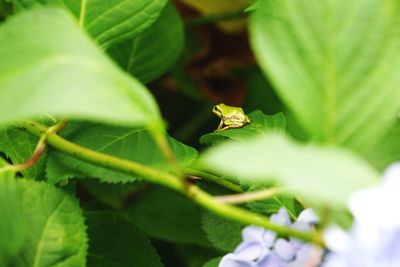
86 211 164 267
250 0 400 154
0 8 160 128
198 133 378 206
201 212 242 252
109 3 184 83
123 186 210 247
0 174 87 266
366 121 400 170
0 160 25 265
12 0 168 48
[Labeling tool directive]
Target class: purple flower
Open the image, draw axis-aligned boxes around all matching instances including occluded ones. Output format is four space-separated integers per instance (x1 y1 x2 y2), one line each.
323 163 400 267
219 208 323 267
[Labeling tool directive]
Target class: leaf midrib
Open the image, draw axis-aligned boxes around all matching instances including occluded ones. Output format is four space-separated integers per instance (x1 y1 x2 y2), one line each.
31 193 68 267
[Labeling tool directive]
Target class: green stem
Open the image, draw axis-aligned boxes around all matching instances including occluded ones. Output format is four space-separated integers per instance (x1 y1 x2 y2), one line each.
185 168 243 193
186 184 324 246
148 123 182 177
18 120 324 247
185 10 246 26
18 120 184 191
215 187 283 204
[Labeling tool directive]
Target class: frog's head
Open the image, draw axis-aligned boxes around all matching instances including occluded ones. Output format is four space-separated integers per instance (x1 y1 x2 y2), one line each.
212 103 226 118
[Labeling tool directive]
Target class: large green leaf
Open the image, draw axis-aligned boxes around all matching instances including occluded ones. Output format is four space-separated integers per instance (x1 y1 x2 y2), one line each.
109 2 184 83
250 0 400 153
123 186 210 247
200 111 286 145
366 120 400 170
0 127 46 179
0 8 160 127
197 133 378 206
46 123 198 184
85 211 164 267
0 160 25 265
12 0 168 48
0 176 87 266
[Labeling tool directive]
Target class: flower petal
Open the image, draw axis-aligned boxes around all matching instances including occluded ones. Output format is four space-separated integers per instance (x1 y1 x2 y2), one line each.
274 238 295 261
235 243 263 261
242 225 267 244
219 253 255 267
297 209 318 224
271 208 291 226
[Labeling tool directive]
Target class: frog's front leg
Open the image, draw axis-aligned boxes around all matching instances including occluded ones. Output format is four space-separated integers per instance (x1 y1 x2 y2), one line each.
216 120 224 131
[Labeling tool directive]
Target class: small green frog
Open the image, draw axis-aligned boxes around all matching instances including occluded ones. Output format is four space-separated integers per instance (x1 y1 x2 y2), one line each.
212 103 251 131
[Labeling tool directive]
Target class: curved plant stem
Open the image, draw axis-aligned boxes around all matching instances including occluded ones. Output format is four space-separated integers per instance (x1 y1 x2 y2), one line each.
215 187 283 204
148 124 182 177
0 118 67 173
18 120 325 247
185 167 243 193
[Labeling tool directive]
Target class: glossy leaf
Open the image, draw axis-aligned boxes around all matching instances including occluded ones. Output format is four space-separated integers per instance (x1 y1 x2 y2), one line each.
200 111 286 145
0 176 87 266
197 133 379 206
123 186 210 247
12 0 168 48
46 123 198 184
250 0 400 154
86 211 164 267
109 3 184 83
0 8 160 127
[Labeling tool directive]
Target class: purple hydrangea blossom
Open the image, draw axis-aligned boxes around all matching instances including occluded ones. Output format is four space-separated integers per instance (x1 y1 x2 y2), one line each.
322 163 400 267
219 208 323 267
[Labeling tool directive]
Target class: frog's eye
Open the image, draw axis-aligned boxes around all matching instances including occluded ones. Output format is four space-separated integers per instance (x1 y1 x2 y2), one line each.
213 106 220 112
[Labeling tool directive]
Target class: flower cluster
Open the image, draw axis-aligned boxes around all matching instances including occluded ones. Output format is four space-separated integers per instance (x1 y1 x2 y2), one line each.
322 163 400 267
219 208 323 267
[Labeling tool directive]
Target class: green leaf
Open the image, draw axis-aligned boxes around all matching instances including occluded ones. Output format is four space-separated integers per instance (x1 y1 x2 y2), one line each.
123 186 210 247
12 0 168 48
0 162 25 265
46 123 198 184
85 211 164 267
201 212 242 252
0 7 160 127
366 120 400 170
197 133 379 207
250 0 400 154
200 111 286 145
175 245 220 267
244 71 284 115
81 179 142 209
203 257 222 267
246 195 301 220
0 176 87 266
0 127 46 179
108 3 184 83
